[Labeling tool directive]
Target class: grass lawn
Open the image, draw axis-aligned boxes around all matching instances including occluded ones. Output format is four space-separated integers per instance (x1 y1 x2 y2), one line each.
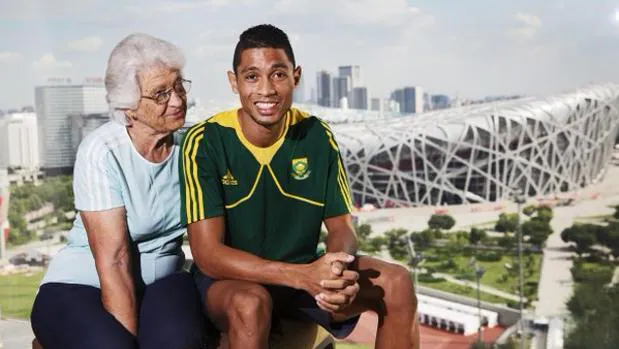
418 280 512 305
0 270 44 319
420 247 541 299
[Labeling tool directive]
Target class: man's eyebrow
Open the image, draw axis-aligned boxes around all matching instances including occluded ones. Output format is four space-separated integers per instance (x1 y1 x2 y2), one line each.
239 62 290 74
271 62 289 69
239 66 259 74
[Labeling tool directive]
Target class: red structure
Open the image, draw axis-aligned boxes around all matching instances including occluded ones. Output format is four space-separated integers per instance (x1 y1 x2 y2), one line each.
344 312 505 349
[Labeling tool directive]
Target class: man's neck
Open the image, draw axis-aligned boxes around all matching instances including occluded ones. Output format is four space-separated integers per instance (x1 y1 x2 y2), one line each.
237 109 287 148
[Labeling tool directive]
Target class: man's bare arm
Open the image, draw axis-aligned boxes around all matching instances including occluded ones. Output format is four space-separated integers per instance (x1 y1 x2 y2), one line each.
188 216 354 296
324 213 358 256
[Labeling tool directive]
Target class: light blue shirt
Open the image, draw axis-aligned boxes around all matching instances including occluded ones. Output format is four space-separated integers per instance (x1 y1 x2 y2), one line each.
42 121 186 288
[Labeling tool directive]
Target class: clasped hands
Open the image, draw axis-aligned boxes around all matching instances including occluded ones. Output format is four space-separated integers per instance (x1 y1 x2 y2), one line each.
303 252 360 314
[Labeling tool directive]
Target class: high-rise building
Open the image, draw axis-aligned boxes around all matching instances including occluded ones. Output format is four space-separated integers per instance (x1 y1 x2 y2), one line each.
431 95 451 110
350 87 368 110
0 168 9 261
70 113 109 153
332 76 350 108
423 93 432 112
370 98 381 111
35 78 107 175
338 65 362 88
391 86 424 114
316 71 332 107
293 75 305 104
385 99 401 113
0 112 39 172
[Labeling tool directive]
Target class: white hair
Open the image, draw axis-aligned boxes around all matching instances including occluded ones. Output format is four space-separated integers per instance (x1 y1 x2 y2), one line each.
105 33 186 124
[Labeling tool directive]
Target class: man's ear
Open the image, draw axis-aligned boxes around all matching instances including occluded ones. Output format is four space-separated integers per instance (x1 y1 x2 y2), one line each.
227 71 239 94
293 66 302 87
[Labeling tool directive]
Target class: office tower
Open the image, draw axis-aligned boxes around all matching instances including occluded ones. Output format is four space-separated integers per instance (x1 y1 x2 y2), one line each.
350 87 368 110
338 65 362 88
0 112 39 172
35 77 107 175
391 86 424 114
431 95 451 110
332 76 350 108
316 71 332 107
293 75 305 104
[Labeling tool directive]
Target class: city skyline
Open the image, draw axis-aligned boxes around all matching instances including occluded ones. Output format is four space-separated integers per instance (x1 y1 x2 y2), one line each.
1 0 619 109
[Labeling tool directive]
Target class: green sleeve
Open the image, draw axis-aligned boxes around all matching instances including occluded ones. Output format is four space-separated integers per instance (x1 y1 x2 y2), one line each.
323 132 354 218
179 124 225 226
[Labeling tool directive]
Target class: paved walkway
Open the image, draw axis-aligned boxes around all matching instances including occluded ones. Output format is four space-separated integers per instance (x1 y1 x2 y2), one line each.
535 195 618 317
0 319 32 349
433 272 524 302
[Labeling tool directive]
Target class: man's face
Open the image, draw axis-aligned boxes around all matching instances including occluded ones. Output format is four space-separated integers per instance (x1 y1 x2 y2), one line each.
228 47 301 128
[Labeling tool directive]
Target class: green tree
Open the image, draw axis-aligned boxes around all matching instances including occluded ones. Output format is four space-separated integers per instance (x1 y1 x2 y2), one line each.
522 204 538 217
469 227 487 245
495 213 518 232
536 206 553 222
365 236 387 254
565 284 619 349
356 223 372 241
385 228 409 260
410 229 436 248
26 193 44 211
498 234 515 249
428 214 456 230
522 218 553 247
562 224 598 255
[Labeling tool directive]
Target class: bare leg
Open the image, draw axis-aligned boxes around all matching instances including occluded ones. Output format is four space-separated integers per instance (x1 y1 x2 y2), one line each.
203 280 272 349
332 256 419 349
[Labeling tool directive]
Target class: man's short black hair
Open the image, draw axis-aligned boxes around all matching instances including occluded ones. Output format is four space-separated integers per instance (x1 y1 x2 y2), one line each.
232 24 296 73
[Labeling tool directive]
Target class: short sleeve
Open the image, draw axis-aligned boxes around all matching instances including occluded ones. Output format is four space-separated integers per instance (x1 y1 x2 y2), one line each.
73 140 124 211
179 124 224 225
322 126 354 218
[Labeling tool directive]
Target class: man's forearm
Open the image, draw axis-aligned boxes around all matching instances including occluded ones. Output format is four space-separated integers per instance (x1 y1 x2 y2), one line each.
326 228 358 255
194 244 309 290
99 264 137 335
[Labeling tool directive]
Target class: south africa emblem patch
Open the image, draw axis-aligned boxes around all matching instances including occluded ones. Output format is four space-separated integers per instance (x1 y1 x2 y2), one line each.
291 157 311 180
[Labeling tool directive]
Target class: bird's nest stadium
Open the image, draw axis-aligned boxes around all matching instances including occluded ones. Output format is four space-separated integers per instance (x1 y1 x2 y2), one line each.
300 84 619 208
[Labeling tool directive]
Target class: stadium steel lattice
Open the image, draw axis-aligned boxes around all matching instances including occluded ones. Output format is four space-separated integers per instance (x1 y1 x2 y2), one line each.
326 84 619 207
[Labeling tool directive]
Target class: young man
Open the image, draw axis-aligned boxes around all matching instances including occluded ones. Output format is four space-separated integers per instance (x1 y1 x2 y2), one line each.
180 24 419 349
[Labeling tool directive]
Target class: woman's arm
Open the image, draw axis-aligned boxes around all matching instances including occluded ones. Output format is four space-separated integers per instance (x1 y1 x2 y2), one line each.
82 208 137 335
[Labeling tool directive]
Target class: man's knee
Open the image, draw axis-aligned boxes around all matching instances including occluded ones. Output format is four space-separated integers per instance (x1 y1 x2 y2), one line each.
226 285 273 327
382 263 415 304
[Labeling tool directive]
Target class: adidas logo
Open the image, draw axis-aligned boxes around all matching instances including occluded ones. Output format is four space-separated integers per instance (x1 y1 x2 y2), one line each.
221 169 238 186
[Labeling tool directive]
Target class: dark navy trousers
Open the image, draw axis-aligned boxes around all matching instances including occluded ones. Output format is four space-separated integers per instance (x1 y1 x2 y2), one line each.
31 272 208 349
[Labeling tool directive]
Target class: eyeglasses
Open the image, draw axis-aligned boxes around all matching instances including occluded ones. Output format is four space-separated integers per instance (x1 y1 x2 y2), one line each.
141 79 192 105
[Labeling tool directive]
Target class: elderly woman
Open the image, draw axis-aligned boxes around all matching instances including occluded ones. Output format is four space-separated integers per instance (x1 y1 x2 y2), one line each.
30 33 206 349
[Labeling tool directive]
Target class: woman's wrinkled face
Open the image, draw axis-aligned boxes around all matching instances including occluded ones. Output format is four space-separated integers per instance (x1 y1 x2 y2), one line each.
126 66 188 133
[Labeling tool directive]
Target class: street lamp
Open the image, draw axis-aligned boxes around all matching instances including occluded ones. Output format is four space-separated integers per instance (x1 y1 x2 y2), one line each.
475 265 486 343
510 187 527 349
469 257 486 344
407 239 424 289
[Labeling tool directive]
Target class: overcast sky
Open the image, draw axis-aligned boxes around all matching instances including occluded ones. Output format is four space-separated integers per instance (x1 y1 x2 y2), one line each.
1 0 618 109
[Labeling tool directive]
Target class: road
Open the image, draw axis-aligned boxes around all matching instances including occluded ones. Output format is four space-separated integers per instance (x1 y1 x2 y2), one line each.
0 319 32 349
3 232 67 261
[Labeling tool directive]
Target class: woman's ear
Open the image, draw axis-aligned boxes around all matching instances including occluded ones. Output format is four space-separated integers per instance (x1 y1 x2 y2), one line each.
125 109 137 123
